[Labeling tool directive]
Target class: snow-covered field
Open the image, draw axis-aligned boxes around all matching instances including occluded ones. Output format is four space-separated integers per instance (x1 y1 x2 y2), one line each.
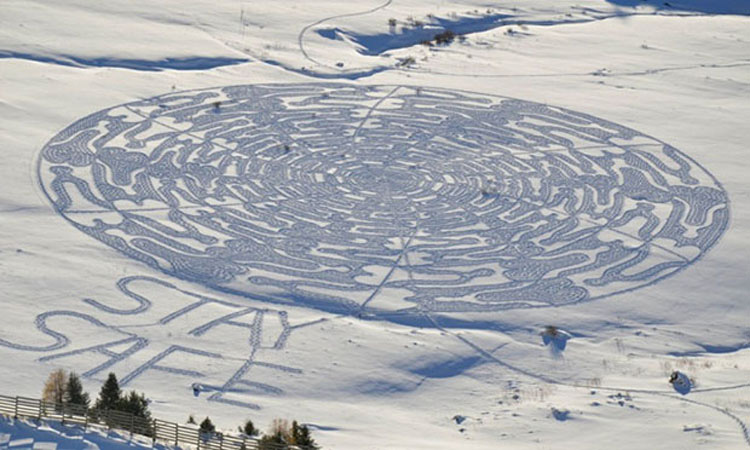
1 417 167 450
1 1 750 448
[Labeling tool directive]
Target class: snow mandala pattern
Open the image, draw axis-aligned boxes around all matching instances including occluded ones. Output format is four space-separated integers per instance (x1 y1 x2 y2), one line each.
38 84 729 317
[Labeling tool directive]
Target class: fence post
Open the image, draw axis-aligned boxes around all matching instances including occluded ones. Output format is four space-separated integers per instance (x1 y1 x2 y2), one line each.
61 402 66 426
13 396 18 418
219 432 224 450
175 422 179 447
37 399 42 421
130 414 135 438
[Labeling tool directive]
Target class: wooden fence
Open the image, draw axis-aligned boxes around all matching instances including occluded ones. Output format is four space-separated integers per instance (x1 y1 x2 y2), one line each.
0 394 307 449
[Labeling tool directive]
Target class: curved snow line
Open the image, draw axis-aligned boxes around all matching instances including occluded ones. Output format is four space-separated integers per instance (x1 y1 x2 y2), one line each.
297 0 393 71
0 51 250 72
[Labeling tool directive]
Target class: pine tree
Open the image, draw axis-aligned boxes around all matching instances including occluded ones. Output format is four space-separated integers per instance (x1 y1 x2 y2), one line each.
240 419 257 436
94 372 121 411
297 424 317 449
64 372 90 408
42 369 68 406
187 415 196 425
290 421 301 445
292 421 318 449
119 390 151 420
199 417 216 435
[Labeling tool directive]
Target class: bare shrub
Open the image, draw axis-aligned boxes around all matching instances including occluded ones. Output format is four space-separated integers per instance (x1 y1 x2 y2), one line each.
42 369 67 406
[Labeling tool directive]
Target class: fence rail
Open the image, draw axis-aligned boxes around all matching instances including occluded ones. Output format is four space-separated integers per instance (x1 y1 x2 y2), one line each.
0 393 306 450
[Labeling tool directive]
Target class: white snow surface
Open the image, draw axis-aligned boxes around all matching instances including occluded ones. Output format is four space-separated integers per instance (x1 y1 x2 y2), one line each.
0 416 176 450
2 1 750 449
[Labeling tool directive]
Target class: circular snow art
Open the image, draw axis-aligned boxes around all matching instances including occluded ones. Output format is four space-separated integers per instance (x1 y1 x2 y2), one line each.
38 84 729 315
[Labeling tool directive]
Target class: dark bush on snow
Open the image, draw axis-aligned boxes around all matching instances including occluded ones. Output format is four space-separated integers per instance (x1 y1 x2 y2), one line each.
434 30 456 45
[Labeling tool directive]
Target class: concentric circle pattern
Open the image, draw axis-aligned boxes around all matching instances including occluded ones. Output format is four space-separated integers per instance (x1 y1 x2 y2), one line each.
38 84 729 315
